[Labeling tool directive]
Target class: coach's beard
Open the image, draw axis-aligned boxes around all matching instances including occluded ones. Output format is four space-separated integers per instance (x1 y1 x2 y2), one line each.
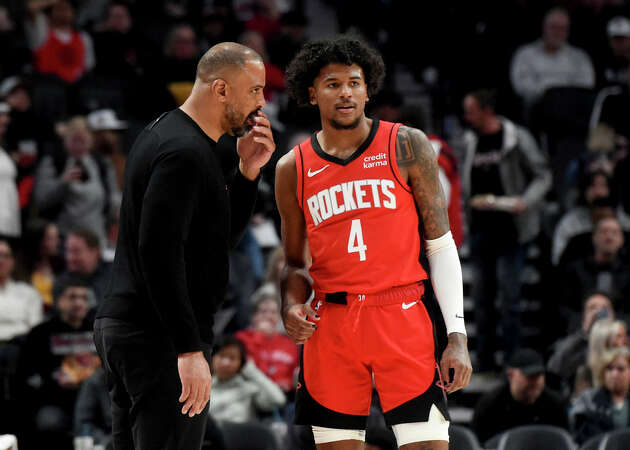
330 116 362 130
228 107 260 137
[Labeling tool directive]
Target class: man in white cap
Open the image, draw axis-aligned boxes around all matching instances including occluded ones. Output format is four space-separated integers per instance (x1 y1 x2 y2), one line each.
602 16 630 86
87 109 127 190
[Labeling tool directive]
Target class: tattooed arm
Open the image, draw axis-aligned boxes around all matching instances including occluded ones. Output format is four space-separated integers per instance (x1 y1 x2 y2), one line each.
396 126 472 392
396 126 450 239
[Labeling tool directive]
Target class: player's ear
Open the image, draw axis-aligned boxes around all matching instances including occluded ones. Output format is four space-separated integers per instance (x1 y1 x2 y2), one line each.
212 79 228 102
308 86 317 105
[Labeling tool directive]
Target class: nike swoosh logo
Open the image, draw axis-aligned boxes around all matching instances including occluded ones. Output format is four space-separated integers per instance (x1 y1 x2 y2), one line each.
455 314 464 319
402 301 417 310
307 165 330 177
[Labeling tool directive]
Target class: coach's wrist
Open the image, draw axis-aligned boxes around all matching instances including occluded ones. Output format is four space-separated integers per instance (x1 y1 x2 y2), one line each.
239 160 260 181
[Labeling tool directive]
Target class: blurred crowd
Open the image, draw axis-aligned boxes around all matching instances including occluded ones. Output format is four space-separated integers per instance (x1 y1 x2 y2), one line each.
1 0 630 449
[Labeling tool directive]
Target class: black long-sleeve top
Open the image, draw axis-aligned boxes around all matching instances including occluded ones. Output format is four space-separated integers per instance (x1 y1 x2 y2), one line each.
96 109 258 354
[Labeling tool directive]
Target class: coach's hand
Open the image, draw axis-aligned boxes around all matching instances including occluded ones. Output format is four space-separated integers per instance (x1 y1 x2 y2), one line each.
439 332 472 393
237 111 275 181
283 304 320 345
178 351 212 417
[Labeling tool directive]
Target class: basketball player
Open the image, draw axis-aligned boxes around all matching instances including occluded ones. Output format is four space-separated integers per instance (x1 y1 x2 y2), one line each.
275 36 472 449
94 43 275 449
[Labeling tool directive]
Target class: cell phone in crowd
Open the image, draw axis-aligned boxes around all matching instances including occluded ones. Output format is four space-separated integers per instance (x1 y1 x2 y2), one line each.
73 158 90 182
594 307 612 323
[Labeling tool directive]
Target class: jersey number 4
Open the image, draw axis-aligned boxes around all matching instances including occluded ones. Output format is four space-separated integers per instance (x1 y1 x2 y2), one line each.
348 219 367 261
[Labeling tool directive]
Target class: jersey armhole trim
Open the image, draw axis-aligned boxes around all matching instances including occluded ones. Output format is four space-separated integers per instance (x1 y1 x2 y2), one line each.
389 123 412 193
295 145 305 210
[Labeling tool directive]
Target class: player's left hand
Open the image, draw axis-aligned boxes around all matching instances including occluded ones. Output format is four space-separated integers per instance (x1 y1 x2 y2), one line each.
237 110 275 181
439 332 472 393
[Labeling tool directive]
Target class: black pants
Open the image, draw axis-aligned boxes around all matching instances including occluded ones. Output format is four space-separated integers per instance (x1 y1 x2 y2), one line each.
94 318 210 450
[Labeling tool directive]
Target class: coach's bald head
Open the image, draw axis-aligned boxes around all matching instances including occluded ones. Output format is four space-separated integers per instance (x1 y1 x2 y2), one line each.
196 42 263 82
181 42 266 140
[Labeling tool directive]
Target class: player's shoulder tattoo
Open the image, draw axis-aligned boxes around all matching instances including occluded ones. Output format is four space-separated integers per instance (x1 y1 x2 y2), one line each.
396 126 449 238
395 125 436 169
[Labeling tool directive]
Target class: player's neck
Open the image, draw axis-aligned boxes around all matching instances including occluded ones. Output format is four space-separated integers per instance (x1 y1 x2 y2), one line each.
318 116 372 158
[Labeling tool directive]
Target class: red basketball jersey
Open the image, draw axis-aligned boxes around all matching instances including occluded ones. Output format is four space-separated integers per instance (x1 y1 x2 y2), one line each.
294 119 428 294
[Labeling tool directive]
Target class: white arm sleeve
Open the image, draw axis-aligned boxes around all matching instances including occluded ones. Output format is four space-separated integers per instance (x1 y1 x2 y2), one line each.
425 231 466 335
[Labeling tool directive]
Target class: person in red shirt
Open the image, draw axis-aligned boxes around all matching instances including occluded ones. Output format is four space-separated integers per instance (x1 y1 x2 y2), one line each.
275 36 471 449
26 0 95 83
236 289 298 393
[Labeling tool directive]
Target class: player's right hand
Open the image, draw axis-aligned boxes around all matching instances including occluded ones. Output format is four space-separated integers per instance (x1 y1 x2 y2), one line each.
177 351 212 418
283 304 320 345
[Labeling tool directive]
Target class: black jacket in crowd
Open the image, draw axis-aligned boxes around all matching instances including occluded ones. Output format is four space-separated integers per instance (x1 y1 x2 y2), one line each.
471 381 569 443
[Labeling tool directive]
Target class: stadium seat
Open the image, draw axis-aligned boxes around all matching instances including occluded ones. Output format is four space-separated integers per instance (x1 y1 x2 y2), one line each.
597 428 630 450
579 433 606 450
531 87 597 202
449 424 482 450
220 421 278 450
496 425 576 450
484 432 504 450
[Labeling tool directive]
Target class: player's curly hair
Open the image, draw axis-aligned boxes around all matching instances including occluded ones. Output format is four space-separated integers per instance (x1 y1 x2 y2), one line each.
285 35 386 107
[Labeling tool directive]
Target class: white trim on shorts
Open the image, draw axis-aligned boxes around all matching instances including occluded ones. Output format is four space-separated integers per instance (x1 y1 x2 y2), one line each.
392 404 450 446
311 426 366 444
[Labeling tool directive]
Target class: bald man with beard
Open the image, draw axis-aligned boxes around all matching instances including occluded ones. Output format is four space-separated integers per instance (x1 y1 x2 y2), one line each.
94 43 275 450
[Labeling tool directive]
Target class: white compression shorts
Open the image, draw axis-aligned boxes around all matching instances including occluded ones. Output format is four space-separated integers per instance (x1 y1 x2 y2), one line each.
311 404 449 446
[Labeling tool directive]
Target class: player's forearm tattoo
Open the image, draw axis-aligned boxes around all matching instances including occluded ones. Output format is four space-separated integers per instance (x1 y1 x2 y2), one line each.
396 126 450 239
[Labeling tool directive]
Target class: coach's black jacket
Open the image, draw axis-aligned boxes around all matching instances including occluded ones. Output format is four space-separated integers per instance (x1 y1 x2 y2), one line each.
97 109 258 354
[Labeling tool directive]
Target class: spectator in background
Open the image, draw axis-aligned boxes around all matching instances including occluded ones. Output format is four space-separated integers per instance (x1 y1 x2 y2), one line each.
209 335 286 424
261 246 285 294
510 7 595 108
429 133 465 248
570 346 630 444
18 275 100 448
55 229 110 306
33 116 120 247
17 220 64 312
1 76 53 213
559 216 630 316
243 0 281 40
0 239 42 342
239 30 285 102
588 319 628 387
599 65 630 143
552 169 630 266
87 109 127 190
548 291 615 396
91 0 142 79
90 1 175 121
462 89 551 371
25 0 95 83
163 23 199 84
0 5 32 79
73 367 111 448
267 10 308 71
236 289 298 393
601 17 630 87
199 5 243 51
0 102 20 239
471 348 568 444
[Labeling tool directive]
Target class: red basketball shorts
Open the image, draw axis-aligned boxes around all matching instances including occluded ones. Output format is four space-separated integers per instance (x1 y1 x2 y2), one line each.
294 282 449 429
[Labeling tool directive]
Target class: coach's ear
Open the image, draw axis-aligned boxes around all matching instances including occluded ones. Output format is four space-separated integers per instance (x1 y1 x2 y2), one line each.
308 86 317 105
212 79 228 103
